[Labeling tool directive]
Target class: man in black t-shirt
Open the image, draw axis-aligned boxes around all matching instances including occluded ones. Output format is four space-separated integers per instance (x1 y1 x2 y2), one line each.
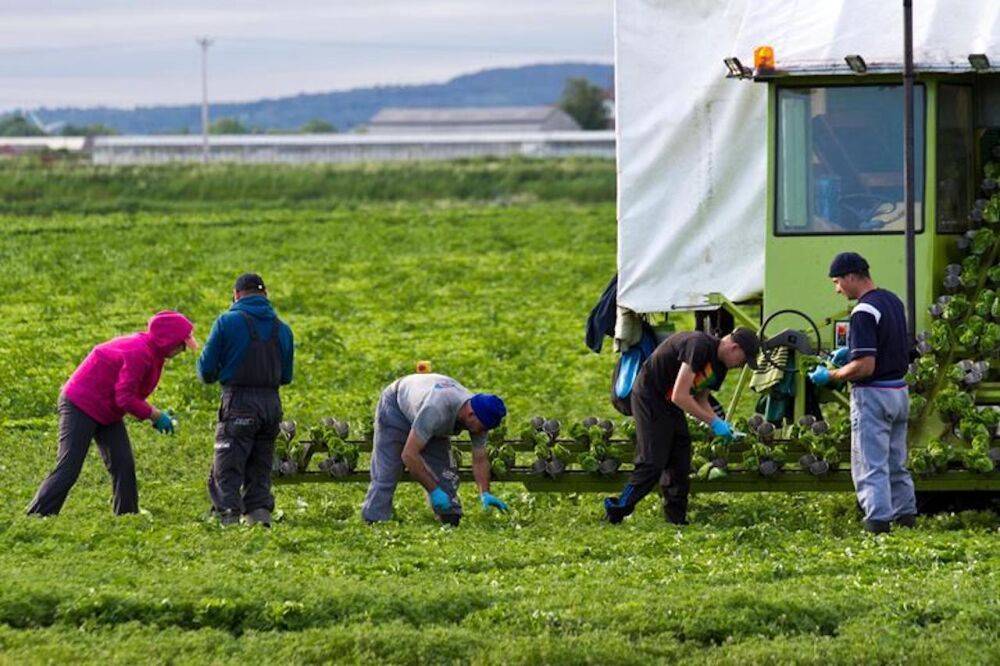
604 327 760 525
808 252 917 534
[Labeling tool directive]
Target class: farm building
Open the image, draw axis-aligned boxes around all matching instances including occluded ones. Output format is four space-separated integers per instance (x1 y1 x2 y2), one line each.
366 106 581 134
0 136 90 155
88 131 613 164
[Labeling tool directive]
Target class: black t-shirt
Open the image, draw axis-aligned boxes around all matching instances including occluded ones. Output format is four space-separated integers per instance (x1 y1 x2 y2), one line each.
635 331 727 404
848 288 909 384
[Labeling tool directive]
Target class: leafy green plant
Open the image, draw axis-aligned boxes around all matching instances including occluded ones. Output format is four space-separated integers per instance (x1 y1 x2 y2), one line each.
311 419 359 478
486 423 516 478
520 417 572 477
572 417 623 475
910 438 956 476
694 437 730 481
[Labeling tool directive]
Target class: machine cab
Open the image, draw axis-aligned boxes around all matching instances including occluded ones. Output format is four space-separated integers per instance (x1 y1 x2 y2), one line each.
763 72 996 344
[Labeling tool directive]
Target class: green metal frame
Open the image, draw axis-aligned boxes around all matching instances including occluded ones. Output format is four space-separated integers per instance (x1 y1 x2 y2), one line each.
273 436 999 492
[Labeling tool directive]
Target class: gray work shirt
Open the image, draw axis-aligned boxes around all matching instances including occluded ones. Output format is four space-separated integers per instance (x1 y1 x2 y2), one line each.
390 373 486 448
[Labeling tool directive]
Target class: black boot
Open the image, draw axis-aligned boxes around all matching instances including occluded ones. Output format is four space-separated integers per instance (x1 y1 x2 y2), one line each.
438 512 461 527
604 497 635 524
662 500 689 525
661 486 689 525
864 519 891 534
604 484 638 524
215 509 240 527
894 514 917 528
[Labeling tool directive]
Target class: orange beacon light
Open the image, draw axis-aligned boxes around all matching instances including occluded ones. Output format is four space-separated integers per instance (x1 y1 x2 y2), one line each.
754 45 775 71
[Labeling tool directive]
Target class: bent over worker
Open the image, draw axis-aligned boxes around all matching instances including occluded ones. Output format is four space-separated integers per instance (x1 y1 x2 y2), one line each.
28 311 198 516
808 252 917 534
198 273 294 526
361 373 507 525
604 328 759 525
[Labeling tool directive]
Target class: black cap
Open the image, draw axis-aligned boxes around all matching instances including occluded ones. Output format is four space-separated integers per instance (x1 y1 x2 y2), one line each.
828 252 869 278
234 273 266 293
730 327 760 370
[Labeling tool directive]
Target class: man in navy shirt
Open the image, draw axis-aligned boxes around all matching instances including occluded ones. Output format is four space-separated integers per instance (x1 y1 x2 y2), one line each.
808 252 917 533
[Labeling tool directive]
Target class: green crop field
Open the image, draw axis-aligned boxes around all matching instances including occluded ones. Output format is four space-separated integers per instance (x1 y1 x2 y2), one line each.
0 159 997 665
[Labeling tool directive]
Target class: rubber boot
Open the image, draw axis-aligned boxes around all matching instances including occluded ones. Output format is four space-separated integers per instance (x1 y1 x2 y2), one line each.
243 508 272 527
894 514 917 528
438 512 461 527
864 519 891 534
216 510 240 527
604 484 638 524
661 487 689 525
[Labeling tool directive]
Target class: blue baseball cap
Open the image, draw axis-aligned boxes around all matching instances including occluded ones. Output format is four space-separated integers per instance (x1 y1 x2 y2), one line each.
470 393 506 430
828 252 869 278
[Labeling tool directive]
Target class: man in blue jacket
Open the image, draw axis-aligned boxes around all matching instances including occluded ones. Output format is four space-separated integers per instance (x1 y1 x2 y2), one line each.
198 273 294 527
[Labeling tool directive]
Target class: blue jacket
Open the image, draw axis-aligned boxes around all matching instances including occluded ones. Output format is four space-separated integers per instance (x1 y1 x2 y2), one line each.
197 295 294 386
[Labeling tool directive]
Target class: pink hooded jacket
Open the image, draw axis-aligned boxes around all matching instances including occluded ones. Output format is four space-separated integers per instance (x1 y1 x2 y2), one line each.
63 311 194 425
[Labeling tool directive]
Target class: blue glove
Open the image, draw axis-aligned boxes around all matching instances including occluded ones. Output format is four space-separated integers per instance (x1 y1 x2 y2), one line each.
429 487 452 512
710 417 734 439
808 365 831 386
830 347 850 368
480 491 509 512
152 411 175 434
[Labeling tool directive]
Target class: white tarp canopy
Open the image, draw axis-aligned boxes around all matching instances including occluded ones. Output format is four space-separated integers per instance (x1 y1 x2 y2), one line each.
615 0 1000 314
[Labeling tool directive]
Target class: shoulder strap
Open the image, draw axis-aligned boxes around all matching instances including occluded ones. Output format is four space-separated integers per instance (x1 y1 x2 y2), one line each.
237 311 258 340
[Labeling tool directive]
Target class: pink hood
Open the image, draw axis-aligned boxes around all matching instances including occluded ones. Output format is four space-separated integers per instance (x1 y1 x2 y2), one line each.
63 311 194 425
146 311 194 354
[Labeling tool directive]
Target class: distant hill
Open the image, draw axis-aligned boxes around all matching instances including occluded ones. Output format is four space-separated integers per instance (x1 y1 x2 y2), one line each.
32 63 613 135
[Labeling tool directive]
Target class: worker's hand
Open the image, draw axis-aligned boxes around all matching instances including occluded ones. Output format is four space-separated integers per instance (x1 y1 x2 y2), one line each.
808 365 831 387
152 410 176 434
480 491 509 512
710 417 734 439
429 486 452 512
830 347 851 368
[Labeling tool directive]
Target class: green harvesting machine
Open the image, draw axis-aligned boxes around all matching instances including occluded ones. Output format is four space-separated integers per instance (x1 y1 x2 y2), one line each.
276 13 999 503
704 51 1000 502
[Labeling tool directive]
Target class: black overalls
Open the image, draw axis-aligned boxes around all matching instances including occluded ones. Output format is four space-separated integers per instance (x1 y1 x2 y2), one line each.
207 312 283 516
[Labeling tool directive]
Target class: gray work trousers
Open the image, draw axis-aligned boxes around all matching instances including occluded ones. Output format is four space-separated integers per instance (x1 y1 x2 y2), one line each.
207 387 281 516
27 395 139 516
361 384 462 523
850 385 917 523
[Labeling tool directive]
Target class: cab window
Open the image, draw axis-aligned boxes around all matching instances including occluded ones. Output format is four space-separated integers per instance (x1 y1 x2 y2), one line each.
936 84 974 234
776 84 925 235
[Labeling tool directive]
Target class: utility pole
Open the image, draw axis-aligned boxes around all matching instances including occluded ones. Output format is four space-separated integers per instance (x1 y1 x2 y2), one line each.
197 37 213 163
902 1 916 344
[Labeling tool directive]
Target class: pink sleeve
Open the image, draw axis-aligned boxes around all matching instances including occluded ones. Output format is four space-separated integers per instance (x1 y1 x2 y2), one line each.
114 353 154 421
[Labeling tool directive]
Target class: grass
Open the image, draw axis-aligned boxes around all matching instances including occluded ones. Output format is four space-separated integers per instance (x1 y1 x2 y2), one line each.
0 162 997 664
0 156 616 214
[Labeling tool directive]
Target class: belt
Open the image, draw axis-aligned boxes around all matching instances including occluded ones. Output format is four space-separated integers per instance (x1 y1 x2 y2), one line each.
222 384 280 393
854 379 907 389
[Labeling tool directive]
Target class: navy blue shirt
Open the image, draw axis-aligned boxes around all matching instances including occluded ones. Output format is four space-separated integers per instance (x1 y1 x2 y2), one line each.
848 288 909 384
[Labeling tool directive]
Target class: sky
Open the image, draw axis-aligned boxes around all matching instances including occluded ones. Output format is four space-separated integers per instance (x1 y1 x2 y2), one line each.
0 0 613 111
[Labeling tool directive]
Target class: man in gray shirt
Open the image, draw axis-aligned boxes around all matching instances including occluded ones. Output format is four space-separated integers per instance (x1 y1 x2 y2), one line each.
361 373 508 525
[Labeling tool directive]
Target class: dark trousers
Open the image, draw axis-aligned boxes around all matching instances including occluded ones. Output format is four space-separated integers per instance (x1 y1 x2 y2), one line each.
207 387 281 515
625 390 692 521
27 395 139 516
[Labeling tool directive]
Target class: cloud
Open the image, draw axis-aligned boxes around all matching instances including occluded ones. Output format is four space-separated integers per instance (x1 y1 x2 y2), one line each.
0 0 612 109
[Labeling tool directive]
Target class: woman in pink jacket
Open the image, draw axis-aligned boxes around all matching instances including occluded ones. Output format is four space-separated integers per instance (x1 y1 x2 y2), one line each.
27 311 198 516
